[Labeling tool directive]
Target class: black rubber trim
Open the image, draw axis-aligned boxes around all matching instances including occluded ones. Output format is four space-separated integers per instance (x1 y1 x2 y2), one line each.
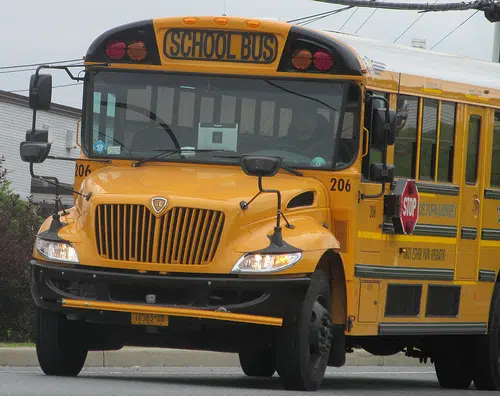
355 264 454 281
415 182 460 196
382 223 457 237
478 270 496 282
481 228 500 241
484 188 500 200
379 322 487 336
461 227 478 240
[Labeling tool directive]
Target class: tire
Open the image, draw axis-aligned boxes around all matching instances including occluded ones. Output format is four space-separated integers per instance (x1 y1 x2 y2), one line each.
238 344 276 377
35 306 88 376
276 268 333 391
434 347 472 390
472 285 500 390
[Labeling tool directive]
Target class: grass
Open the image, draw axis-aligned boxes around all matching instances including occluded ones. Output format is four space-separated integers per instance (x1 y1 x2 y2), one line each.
0 343 34 347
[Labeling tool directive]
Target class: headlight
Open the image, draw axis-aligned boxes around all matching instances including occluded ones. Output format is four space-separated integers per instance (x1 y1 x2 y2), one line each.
231 252 302 273
36 237 79 263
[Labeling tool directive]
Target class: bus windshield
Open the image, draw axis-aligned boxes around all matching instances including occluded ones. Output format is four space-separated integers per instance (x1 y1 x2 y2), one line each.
86 70 360 170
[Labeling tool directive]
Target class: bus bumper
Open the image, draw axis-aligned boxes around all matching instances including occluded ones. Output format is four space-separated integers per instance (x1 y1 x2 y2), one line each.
30 260 310 327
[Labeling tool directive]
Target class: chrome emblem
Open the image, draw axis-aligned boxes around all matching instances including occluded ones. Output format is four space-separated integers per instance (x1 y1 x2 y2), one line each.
146 294 156 304
151 197 168 214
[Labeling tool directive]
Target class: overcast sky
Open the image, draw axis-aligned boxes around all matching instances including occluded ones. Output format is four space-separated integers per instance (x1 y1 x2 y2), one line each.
0 0 496 109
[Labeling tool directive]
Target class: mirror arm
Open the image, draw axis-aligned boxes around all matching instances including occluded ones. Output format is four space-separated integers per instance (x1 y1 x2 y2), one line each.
360 181 386 201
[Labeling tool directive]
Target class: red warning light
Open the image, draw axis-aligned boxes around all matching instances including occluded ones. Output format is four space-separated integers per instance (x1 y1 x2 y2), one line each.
291 49 312 70
105 41 126 60
313 50 334 71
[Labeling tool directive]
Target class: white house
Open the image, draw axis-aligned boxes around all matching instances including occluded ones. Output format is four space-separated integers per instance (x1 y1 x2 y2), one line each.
0 90 81 207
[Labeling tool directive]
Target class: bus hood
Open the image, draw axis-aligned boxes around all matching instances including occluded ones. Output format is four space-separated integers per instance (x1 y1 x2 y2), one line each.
80 164 329 223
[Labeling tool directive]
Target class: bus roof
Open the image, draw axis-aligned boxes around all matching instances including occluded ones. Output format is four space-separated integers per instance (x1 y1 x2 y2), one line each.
320 28 500 90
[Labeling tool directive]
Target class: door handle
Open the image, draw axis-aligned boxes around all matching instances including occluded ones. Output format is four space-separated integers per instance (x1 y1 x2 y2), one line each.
473 196 480 216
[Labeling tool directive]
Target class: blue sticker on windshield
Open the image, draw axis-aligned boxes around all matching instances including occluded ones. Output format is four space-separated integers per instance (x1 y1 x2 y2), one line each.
93 140 107 154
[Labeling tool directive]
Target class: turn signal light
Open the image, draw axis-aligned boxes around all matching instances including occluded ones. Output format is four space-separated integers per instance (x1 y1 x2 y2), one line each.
105 41 127 60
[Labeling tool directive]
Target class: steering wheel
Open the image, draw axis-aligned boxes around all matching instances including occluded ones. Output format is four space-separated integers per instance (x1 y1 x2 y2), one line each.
119 103 181 151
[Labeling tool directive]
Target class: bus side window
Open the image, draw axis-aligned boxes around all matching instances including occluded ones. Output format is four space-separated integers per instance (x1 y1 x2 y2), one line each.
492 111 500 187
437 102 456 183
394 95 419 179
361 90 386 180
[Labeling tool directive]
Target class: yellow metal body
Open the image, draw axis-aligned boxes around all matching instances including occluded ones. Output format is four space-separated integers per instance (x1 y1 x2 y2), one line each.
34 16 500 336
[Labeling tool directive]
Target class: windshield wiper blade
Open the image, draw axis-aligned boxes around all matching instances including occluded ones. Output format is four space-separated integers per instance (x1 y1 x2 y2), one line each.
214 155 303 176
132 149 182 167
133 149 231 167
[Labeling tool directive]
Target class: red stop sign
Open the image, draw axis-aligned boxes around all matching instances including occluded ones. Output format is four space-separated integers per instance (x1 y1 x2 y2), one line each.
397 179 419 234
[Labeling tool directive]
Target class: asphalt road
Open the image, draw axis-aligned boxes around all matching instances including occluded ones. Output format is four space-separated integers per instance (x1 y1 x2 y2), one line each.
0 365 482 395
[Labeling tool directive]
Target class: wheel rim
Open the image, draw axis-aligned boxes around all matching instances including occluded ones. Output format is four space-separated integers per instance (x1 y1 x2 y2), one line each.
308 296 333 369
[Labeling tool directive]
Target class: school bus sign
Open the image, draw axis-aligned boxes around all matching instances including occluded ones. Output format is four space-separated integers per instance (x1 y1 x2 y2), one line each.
386 179 420 234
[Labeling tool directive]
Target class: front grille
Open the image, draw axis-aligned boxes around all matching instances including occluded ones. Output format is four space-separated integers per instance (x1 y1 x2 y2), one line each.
95 205 224 265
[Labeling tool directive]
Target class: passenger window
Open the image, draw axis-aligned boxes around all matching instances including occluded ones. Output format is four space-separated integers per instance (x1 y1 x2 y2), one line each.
419 99 438 180
466 116 481 184
437 102 456 182
491 111 500 187
394 95 419 178
361 90 386 180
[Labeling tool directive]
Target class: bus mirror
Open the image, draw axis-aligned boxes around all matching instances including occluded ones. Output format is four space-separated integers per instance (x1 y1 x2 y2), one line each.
25 129 49 143
19 141 52 163
29 73 52 111
372 108 396 146
240 155 282 177
369 163 395 184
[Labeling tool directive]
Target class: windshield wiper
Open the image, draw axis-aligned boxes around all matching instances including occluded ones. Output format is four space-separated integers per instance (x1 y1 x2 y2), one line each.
133 149 230 167
214 155 303 176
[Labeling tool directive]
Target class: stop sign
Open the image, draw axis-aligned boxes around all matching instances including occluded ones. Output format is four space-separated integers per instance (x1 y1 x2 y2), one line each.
390 179 419 234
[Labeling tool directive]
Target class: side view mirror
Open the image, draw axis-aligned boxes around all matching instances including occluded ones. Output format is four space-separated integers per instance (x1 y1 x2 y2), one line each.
370 163 395 184
25 129 49 143
372 108 397 146
29 73 52 111
19 141 52 163
240 155 282 177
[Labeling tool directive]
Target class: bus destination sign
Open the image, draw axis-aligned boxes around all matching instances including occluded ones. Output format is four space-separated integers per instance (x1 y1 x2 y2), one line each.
163 29 278 64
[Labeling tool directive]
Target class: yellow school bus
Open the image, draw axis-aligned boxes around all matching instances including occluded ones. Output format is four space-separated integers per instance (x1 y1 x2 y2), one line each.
19 15 500 391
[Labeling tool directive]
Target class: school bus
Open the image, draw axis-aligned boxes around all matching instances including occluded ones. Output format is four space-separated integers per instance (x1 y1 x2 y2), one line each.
19 15 500 391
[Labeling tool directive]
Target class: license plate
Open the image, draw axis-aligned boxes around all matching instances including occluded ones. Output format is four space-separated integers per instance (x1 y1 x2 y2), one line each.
131 313 169 326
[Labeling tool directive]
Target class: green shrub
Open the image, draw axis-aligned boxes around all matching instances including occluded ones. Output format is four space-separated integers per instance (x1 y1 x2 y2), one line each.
0 156 47 342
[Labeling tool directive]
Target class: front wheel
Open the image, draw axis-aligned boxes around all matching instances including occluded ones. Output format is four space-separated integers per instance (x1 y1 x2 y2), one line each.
35 306 88 376
238 344 276 377
276 269 333 391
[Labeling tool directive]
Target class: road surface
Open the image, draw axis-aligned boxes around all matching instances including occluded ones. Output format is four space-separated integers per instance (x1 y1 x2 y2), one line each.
0 366 476 395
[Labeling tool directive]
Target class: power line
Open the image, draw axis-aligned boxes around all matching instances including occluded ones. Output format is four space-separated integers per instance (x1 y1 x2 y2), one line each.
0 68 37 75
287 6 352 24
7 82 82 94
355 0 386 34
431 9 480 49
340 7 359 30
0 58 82 71
299 7 354 25
393 0 440 43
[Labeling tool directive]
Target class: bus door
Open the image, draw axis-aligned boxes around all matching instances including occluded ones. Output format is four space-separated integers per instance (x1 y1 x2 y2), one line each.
456 106 487 281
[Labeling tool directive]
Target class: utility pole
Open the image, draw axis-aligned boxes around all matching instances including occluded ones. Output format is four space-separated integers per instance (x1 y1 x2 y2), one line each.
494 23 500 61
